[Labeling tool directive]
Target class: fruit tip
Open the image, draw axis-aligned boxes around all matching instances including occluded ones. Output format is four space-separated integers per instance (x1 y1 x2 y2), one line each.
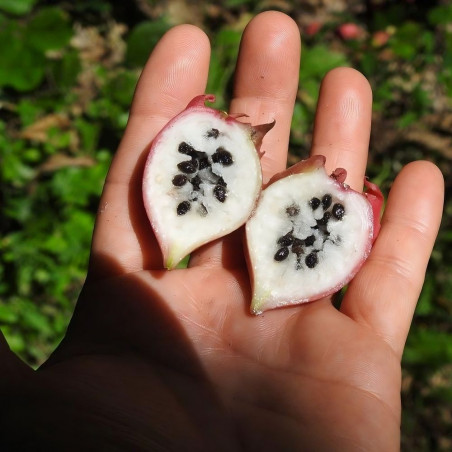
164 253 180 270
330 167 347 184
250 304 263 316
250 119 275 150
186 94 216 109
266 154 326 187
250 293 268 315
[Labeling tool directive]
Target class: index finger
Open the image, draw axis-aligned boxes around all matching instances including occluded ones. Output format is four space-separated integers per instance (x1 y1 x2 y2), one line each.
89 25 211 279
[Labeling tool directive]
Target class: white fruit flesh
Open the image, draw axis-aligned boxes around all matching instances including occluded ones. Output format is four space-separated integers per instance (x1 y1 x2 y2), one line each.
246 167 373 314
143 111 262 269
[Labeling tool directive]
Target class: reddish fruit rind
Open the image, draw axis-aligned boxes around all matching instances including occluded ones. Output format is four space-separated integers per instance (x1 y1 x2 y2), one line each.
330 167 347 184
265 154 326 187
364 178 384 241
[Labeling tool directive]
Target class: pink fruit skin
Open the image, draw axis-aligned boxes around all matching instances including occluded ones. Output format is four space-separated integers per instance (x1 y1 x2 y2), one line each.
142 94 273 267
364 177 384 242
246 155 384 310
337 23 363 40
305 22 322 37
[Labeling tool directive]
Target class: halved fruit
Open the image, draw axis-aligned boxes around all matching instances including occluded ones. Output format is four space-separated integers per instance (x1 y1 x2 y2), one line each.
142 94 274 269
245 155 383 314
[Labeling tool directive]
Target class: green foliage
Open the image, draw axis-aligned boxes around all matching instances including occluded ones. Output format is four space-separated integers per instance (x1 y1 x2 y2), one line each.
293 45 349 143
404 328 452 369
27 7 72 52
126 20 171 67
0 0 37 16
0 7 72 91
0 0 451 445
206 28 242 108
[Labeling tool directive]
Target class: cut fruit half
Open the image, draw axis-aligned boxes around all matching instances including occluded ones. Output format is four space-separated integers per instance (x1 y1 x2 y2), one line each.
245 155 383 314
142 94 274 269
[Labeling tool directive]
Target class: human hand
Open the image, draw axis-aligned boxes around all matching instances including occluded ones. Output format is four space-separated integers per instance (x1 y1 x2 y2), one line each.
0 11 444 451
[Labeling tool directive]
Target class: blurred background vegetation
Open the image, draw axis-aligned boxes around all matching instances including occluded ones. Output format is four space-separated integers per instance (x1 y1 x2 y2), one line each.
0 0 450 449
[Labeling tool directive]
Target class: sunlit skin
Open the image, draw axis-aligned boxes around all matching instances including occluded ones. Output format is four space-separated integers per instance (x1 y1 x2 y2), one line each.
0 12 444 451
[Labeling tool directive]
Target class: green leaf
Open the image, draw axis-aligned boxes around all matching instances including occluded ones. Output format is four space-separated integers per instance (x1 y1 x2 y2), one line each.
415 276 435 315
206 28 243 107
390 22 423 60
428 5 452 25
299 45 349 81
404 328 452 368
0 303 18 323
0 0 37 15
50 154 110 207
126 20 171 67
104 70 139 107
20 300 52 335
397 111 418 129
74 118 101 153
1 326 26 354
27 7 72 52
16 99 44 126
1 139 35 185
0 20 46 91
50 49 81 89
290 102 311 144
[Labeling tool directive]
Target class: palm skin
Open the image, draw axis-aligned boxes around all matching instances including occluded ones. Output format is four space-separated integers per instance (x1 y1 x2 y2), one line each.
0 11 444 451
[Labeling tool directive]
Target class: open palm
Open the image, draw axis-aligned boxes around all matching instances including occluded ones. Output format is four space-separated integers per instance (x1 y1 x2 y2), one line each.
1 12 444 451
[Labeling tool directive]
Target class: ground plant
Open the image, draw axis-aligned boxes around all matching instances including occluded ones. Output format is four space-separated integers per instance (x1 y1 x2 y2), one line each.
0 0 451 449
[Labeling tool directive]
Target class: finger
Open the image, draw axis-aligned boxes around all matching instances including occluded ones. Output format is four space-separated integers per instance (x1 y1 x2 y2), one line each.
230 11 301 182
311 67 372 191
89 25 211 279
189 11 301 269
341 161 444 358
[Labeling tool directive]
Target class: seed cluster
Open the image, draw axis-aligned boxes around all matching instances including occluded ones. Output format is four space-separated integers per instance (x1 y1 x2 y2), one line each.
273 194 346 270
172 128 234 216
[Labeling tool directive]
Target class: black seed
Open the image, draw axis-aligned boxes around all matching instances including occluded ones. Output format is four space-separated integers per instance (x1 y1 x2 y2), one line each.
304 235 316 247
309 197 321 210
213 185 227 202
292 238 305 255
172 174 187 187
217 176 227 187
177 201 191 215
322 194 332 209
191 175 202 191
198 156 210 170
178 142 197 157
305 252 318 268
277 232 294 247
177 160 198 174
274 247 289 262
332 203 345 220
317 212 331 226
206 128 220 139
286 204 300 217
212 147 233 166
